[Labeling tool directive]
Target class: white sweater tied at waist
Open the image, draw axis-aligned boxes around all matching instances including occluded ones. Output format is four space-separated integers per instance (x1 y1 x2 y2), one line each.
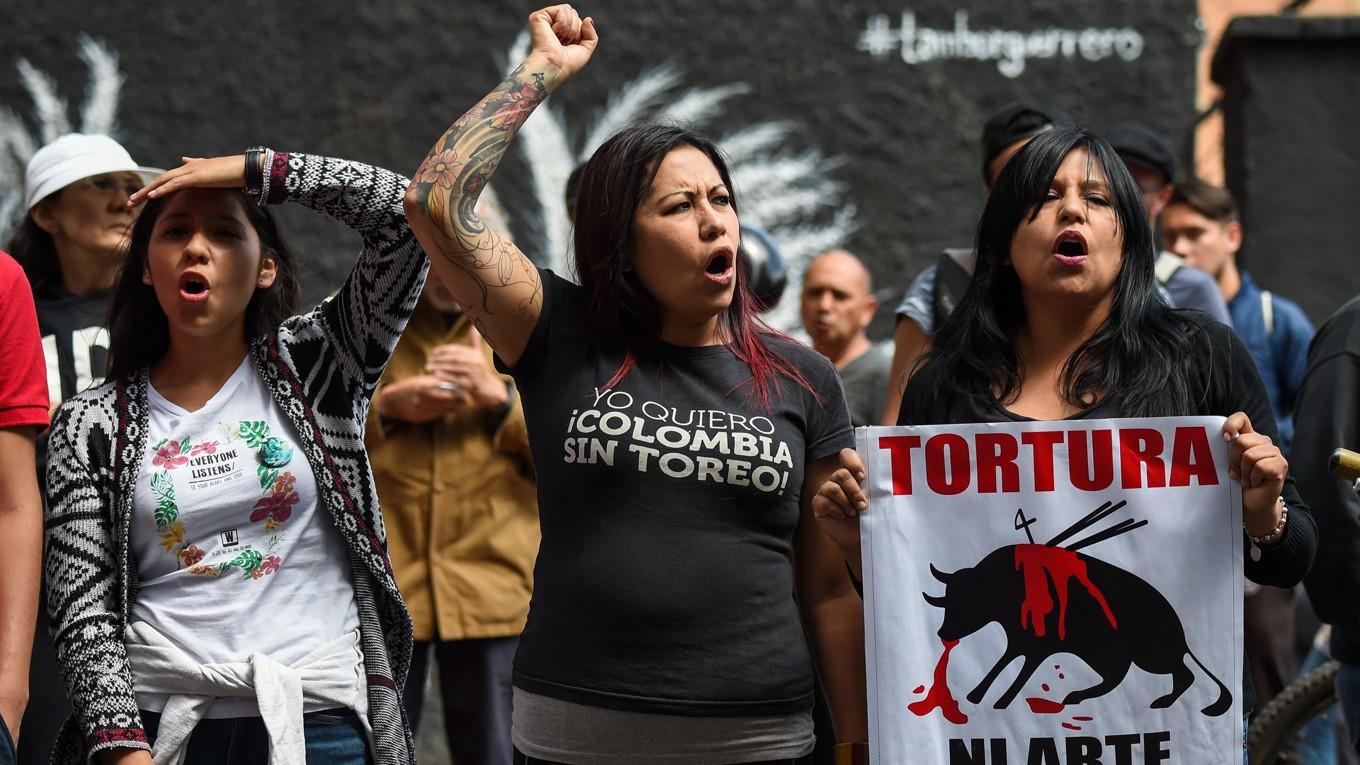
125 621 368 765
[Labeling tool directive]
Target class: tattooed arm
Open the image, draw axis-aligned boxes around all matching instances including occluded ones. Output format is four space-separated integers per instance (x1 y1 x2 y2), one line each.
404 5 597 367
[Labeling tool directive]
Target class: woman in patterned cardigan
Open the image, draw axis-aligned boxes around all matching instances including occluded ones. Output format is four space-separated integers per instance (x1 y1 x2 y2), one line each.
42 151 426 765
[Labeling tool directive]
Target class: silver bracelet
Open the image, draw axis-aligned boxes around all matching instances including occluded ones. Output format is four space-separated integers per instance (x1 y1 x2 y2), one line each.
1246 496 1288 547
258 148 275 205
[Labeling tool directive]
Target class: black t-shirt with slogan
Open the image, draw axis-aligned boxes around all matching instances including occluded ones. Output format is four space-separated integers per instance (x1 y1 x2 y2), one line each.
502 270 853 717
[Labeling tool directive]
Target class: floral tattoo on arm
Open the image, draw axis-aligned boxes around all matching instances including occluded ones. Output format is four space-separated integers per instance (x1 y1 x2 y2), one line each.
411 64 548 340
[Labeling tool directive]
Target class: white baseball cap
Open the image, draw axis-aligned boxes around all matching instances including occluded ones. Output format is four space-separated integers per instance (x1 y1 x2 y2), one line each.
23 133 162 211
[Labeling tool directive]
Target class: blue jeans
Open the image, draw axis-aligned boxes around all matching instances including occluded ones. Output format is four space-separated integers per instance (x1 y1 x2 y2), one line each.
140 707 371 765
1339 660 1360 754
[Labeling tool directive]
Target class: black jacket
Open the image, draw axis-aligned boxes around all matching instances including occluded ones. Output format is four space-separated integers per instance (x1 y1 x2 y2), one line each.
1293 295 1360 662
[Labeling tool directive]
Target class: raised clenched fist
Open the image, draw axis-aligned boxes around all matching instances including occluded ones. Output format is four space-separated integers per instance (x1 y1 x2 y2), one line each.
527 4 599 82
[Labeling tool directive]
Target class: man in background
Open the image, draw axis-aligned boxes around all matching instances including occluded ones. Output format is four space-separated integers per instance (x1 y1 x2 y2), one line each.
801 249 888 427
1162 181 1313 454
1292 294 1360 757
1106 123 1230 325
1161 180 1314 714
367 201 538 765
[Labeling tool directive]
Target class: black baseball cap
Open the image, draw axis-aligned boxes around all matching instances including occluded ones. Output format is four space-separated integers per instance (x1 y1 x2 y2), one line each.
981 101 1071 184
1105 122 1176 185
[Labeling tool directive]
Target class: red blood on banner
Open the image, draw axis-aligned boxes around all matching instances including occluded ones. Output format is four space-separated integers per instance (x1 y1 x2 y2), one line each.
1073 716 1094 722
1015 544 1118 639
1041 683 1050 692
913 685 925 694
909 639 968 724
1062 722 1082 731
1026 697 1065 714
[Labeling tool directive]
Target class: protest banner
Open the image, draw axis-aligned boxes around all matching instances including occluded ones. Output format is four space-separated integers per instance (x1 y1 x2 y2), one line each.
858 416 1243 764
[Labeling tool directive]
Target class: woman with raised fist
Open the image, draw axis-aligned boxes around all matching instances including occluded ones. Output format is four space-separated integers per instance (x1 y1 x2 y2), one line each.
405 6 868 763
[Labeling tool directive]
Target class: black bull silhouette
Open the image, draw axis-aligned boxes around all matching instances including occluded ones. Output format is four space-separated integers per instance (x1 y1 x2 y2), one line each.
923 544 1231 717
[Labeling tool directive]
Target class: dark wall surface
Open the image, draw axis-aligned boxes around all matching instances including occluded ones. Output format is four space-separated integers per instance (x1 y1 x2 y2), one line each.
1 0 1199 335
1215 15 1360 326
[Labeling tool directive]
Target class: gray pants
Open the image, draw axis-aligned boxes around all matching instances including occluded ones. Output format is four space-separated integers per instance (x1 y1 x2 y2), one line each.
404 637 518 765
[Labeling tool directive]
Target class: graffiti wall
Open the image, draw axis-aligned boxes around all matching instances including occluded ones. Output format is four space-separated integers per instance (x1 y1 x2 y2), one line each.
0 0 1198 334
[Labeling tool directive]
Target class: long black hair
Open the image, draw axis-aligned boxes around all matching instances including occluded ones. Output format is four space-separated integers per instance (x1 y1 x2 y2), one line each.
105 190 300 380
922 125 1204 418
7 197 64 297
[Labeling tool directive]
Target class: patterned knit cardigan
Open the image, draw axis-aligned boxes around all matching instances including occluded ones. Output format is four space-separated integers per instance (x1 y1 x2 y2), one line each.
43 153 427 765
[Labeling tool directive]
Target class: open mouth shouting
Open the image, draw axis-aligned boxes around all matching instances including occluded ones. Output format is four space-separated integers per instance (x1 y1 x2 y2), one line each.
1052 230 1089 266
179 271 211 303
704 247 735 286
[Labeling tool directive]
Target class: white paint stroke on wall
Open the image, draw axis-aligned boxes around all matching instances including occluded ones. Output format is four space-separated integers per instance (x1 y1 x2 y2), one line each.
0 34 857 335
0 36 123 240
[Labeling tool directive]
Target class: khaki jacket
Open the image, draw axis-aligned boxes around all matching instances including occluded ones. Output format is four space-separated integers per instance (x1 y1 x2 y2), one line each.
367 300 539 641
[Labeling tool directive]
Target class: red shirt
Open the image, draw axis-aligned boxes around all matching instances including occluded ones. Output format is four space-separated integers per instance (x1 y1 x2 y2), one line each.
0 251 49 430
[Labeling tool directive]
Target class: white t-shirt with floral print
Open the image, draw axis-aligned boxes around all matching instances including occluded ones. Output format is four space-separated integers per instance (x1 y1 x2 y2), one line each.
129 357 362 718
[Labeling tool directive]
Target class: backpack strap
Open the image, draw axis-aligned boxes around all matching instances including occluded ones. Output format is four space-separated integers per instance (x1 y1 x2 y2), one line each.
1261 290 1274 337
931 250 974 329
1154 252 1183 286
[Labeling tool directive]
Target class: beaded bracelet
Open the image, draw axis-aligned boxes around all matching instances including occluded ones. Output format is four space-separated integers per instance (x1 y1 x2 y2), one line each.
1246 497 1288 557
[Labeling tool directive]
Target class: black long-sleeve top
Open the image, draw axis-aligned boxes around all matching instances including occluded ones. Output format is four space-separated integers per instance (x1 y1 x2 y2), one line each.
1292 295 1360 663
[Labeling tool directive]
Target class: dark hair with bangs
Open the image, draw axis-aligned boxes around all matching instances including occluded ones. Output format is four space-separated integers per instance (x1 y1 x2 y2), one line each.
571 123 816 406
921 125 1203 418
105 189 300 380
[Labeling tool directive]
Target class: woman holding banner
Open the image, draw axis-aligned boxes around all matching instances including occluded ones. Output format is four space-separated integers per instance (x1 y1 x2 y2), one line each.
813 126 1316 723
403 5 868 763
